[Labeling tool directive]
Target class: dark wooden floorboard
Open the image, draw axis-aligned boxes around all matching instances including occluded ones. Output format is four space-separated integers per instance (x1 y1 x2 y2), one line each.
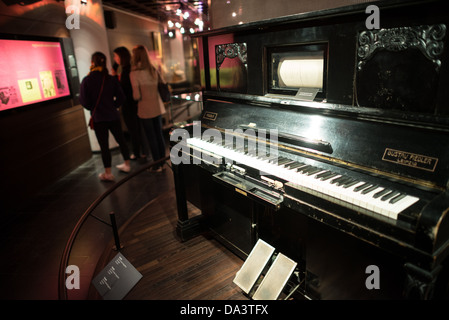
89 189 248 300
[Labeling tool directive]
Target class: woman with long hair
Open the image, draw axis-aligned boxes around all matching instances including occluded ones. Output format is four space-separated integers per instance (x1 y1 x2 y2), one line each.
130 45 166 172
79 51 131 181
113 46 146 161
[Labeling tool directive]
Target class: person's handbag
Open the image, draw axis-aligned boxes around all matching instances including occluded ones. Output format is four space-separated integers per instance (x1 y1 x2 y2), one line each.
88 75 106 130
88 117 94 130
157 72 171 103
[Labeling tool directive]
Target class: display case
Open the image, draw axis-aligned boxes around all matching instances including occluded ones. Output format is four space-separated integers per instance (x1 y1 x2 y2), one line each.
0 34 75 113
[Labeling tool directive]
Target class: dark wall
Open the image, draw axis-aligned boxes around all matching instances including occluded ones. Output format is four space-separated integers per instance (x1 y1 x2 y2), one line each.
0 102 91 211
0 1 92 213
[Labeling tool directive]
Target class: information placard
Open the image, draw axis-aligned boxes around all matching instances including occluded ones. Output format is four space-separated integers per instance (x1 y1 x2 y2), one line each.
92 253 143 300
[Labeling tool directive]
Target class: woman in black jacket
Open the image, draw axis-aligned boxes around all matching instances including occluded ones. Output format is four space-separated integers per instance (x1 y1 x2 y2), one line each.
80 51 131 181
112 46 146 161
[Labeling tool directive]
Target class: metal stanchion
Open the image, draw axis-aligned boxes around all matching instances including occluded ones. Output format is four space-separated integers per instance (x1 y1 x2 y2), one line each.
109 212 122 251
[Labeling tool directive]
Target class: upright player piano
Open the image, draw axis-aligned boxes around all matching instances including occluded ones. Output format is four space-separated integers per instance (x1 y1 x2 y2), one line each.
170 0 449 299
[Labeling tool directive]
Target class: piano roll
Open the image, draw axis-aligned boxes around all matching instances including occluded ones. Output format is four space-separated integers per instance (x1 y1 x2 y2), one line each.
278 58 324 89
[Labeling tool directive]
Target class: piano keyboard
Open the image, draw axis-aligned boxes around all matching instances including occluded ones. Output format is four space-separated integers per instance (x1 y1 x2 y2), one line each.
186 137 420 220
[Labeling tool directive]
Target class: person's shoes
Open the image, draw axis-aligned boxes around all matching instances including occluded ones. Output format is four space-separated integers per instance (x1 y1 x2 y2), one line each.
99 172 115 181
116 163 131 173
147 166 163 173
138 156 148 164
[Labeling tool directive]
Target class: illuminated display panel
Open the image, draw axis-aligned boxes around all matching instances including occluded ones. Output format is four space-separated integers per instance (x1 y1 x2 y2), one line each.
0 37 71 112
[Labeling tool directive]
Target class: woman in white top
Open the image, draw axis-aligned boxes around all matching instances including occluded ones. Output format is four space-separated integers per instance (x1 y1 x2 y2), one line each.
130 45 166 171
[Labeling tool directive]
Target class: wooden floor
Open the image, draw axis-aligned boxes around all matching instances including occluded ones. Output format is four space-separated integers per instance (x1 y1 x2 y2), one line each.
88 189 248 300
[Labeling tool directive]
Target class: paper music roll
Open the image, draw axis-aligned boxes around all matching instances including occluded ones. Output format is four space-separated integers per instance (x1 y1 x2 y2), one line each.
278 58 323 89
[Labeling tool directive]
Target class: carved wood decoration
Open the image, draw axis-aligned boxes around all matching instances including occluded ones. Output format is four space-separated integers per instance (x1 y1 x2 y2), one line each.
357 24 446 71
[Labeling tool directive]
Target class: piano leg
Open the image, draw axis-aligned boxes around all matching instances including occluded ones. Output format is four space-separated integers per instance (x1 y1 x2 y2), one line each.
403 263 442 300
173 163 204 241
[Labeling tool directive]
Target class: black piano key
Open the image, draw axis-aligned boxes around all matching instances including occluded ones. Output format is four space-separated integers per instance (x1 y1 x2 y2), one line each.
315 170 331 179
299 166 311 174
288 162 306 169
339 177 358 187
277 157 291 165
333 176 347 185
354 182 371 192
361 184 378 194
373 188 390 199
304 166 319 175
336 176 354 186
330 175 347 184
320 172 339 181
271 157 281 163
298 165 312 173
381 190 400 202
389 193 406 204
343 179 360 188
307 167 323 175
282 160 297 167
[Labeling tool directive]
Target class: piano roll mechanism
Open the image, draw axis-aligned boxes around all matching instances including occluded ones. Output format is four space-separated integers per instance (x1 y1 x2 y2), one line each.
170 0 449 299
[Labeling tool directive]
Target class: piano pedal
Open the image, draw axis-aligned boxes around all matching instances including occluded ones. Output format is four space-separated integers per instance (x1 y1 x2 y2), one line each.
252 252 297 300
233 239 275 295
233 239 299 300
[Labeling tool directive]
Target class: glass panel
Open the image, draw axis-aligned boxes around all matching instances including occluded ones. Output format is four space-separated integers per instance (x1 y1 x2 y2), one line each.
268 43 327 100
216 42 248 93
208 34 236 90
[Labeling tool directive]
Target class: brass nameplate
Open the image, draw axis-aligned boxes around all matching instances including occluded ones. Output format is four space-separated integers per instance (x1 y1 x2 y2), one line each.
382 148 438 172
235 188 247 196
203 111 217 121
